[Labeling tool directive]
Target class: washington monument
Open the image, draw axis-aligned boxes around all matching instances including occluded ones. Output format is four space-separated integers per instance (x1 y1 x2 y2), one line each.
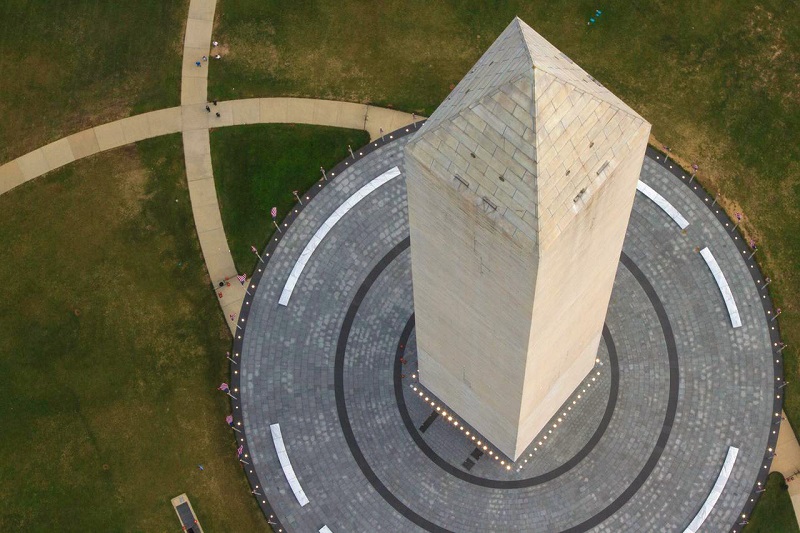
404 17 651 460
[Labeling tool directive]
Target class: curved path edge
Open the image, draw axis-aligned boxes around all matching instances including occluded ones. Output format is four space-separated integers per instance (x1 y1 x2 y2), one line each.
0 97 421 331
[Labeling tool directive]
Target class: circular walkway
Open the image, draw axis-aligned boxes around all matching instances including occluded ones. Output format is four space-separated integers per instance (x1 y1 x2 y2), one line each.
235 127 780 532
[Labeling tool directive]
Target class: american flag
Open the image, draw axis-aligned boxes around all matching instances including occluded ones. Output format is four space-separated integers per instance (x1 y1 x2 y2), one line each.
735 212 742 221
229 313 236 321
218 382 229 392
251 245 258 254
271 207 277 219
749 239 756 248
237 274 247 285
226 415 234 426
237 445 244 457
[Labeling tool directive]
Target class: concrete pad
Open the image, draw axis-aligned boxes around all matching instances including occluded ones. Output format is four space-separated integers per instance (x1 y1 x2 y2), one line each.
188 0 217 21
231 99 261 125
188 177 219 207
147 107 183 137
94 120 128 151
221 294 246 333
208 102 234 128
182 46 210 79
181 78 208 107
200 242 237 280
121 114 153 144
16 149 49 181
185 18 214 49
259 98 289 123
772 412 800 475
311 100 343 128
0 161 26 195
183 129 211 157
365 106 415 140
41 138 75 171
184 152 214 181
193 202 225 233
285 98 317 125
67 128 101 160
335 101 371 131
182 105 211 131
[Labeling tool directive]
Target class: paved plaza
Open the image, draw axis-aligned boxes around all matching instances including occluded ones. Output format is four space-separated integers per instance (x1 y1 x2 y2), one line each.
233 126 781 532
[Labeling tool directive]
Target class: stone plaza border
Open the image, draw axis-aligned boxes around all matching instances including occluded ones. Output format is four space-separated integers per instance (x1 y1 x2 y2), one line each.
647 145 784 532
226 122 425 532
228 133 783 531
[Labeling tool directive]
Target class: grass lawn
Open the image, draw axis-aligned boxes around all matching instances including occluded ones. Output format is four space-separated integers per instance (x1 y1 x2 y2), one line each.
0 0 185 162
744 472 799 533
0 135 266 532
211 0 800 431
211 124 369 272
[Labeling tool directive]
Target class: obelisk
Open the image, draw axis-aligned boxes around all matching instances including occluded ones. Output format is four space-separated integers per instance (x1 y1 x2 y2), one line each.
404 17 650 460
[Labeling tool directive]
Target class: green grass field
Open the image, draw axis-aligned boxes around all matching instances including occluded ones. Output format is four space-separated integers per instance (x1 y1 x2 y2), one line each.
211 124 369 272
0 135 265 531
0 0 185 162
744 473 800 533
212 0 800 432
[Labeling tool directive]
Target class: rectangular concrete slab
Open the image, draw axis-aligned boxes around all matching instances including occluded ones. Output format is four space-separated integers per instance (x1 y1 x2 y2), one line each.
184 153 214 182
16 149 49 181
184 18 213 49
208 103 234 128
94 120 127 151
147 107 183 137
259 98 289 123
285 98 316 125
188 0 216 21
182 77 209 106
188 177 219 207
311 100 343 127
41 138 75 171
182 47 211 79
193 202 225 233
182 105 211 131
0 161 26 195
232 99 261 125
67 128 101 160
366 106 415 139
121 114 153 144
183 129 211 157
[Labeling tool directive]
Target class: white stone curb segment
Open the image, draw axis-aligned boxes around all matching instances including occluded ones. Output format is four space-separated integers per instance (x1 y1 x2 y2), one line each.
683 446 739 533
636 180 690 229
279 166 402 306
699 247 742 328
270 423 309 507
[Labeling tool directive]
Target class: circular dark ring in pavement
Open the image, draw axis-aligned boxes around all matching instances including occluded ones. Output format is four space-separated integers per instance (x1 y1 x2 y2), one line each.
334 236 679 533
393 316 619 488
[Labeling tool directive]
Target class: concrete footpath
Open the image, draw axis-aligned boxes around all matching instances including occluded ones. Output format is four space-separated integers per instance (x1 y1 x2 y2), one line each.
770 411 800 523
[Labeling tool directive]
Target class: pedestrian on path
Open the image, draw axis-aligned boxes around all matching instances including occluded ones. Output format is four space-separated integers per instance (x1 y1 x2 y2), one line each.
205 105 211 112
216 112 221 118
195 61 201 67
202 55 208 62
212 100 217 106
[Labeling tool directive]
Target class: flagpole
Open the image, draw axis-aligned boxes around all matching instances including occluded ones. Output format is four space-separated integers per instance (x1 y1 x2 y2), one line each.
273 220 282 233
